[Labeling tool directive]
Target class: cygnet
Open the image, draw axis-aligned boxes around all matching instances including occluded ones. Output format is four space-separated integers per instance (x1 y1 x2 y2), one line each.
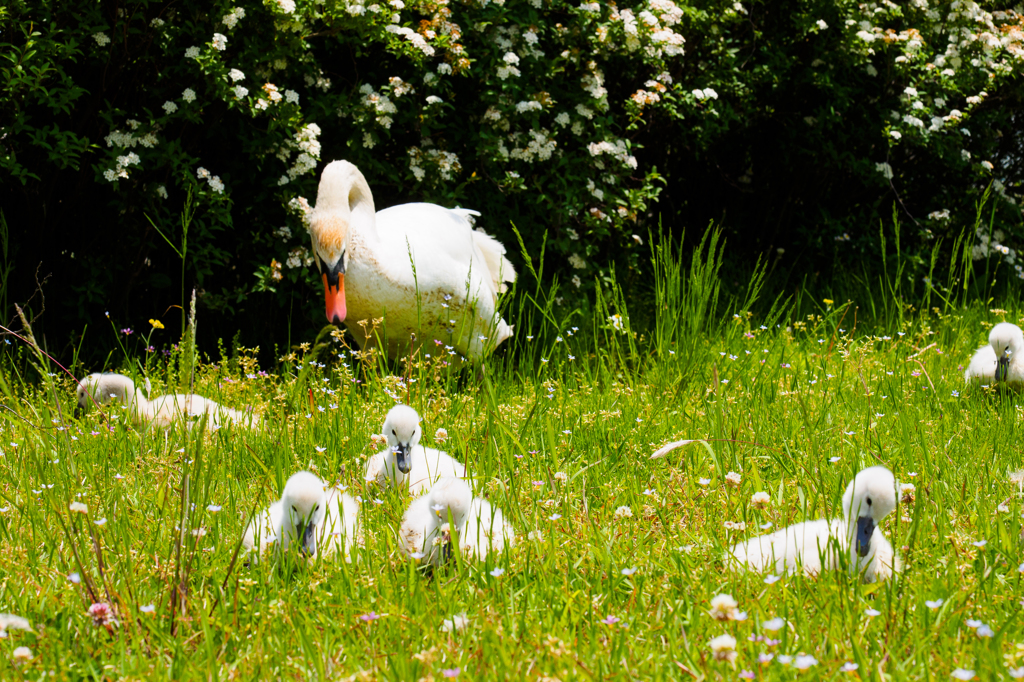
242 471 359 561
364 404 465 494
728 466 901 582
398 476 473 566
965 322 1024 385
75 372 259 429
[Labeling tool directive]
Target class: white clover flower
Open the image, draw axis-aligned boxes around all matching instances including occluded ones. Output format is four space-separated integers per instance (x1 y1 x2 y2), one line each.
182 88 196 103
614 505 632 519
93 32 111 47
709 593 739 620
725 471 741 487
528 530 544 541
434 427 448 442
751 491 770 508
709 634 736 662
794 655 818 670
233 85 248 99
162 101 178 114
229 69 245 82
69 501 88 514
211 33 227 51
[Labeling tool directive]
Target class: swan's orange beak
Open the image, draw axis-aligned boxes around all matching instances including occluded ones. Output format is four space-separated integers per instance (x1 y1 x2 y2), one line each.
323 273 347 324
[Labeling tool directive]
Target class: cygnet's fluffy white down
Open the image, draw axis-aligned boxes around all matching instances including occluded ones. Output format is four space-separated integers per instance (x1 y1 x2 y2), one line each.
460 497 516 561
399 477 473 566
965 344 999 384
728 518 900 583
366 445 466 495
243 487 360 562
147 393 258 429
75 372 259 429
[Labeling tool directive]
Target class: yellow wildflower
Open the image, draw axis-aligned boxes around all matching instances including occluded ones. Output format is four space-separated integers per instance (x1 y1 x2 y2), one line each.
149 319 164 329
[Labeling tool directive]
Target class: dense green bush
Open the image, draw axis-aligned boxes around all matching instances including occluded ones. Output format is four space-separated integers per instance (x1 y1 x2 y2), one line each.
2 0 1022 353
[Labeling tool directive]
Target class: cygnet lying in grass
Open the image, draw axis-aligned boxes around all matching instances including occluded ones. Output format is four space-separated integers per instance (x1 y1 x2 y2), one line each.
398 477 473 566
364 405 465 494
965 322 1024 385
242 471 359 562
75 372 259 429
399 477 515 566
728 466 901 582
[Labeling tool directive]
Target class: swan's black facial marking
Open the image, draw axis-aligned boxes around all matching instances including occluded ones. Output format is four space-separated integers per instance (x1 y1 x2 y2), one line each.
866 497 872 506
318 253 346 286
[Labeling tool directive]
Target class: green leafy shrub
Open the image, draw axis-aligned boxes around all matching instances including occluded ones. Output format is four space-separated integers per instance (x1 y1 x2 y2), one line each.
2 0 1022 349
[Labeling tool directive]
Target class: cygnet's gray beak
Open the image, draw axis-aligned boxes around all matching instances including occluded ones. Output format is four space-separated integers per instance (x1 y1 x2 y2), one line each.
996 351 1011 382
298 520 317 556
73 403 84 419
395 443 412 474
855 516 875 557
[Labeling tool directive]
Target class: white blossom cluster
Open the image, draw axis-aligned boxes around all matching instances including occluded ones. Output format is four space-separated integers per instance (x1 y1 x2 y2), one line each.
287 196 313 230
102 152 141 183
286 245 313 268
384 25 435 56
971 227 1016 264
359 84 398 128
586 139 638 170
196 167 225 194
221 7 246 29
408 147 462 182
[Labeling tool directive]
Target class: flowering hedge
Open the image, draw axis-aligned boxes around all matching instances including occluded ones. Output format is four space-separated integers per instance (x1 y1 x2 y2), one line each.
2 0 1023 342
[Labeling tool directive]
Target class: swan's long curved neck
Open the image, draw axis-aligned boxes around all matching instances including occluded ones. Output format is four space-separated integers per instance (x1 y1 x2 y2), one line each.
316 162 380 252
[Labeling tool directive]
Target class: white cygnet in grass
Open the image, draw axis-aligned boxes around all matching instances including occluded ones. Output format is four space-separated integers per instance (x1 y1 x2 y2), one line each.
460 496 516 561
728 466 901 582
965 322 1024 385
242 471 359 561
399 476 473 566
75 372 259 429
364 405 465 494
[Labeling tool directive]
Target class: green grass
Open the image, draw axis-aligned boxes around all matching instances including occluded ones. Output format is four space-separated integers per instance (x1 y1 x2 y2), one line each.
2 241 1024 681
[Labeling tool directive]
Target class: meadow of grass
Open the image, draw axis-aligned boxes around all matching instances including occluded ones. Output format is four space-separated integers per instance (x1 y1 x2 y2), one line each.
1 230 1024 681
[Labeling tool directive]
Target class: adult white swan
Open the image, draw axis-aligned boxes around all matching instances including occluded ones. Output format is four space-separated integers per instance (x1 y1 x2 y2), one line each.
307 160 516 361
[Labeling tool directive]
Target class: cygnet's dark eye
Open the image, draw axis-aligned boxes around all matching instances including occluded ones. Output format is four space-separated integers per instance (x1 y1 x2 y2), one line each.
392 429 397 436
314 504 319 512
292 505 298 512
866 497 873 506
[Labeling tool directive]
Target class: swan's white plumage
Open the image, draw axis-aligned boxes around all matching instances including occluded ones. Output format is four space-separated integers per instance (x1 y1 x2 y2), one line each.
965 322 1024 385
308 161 515 361
365 405 466 494
728 466 901 582
399 477 473 566
242 471 359 562
75 373 259 429
460 497 516 560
